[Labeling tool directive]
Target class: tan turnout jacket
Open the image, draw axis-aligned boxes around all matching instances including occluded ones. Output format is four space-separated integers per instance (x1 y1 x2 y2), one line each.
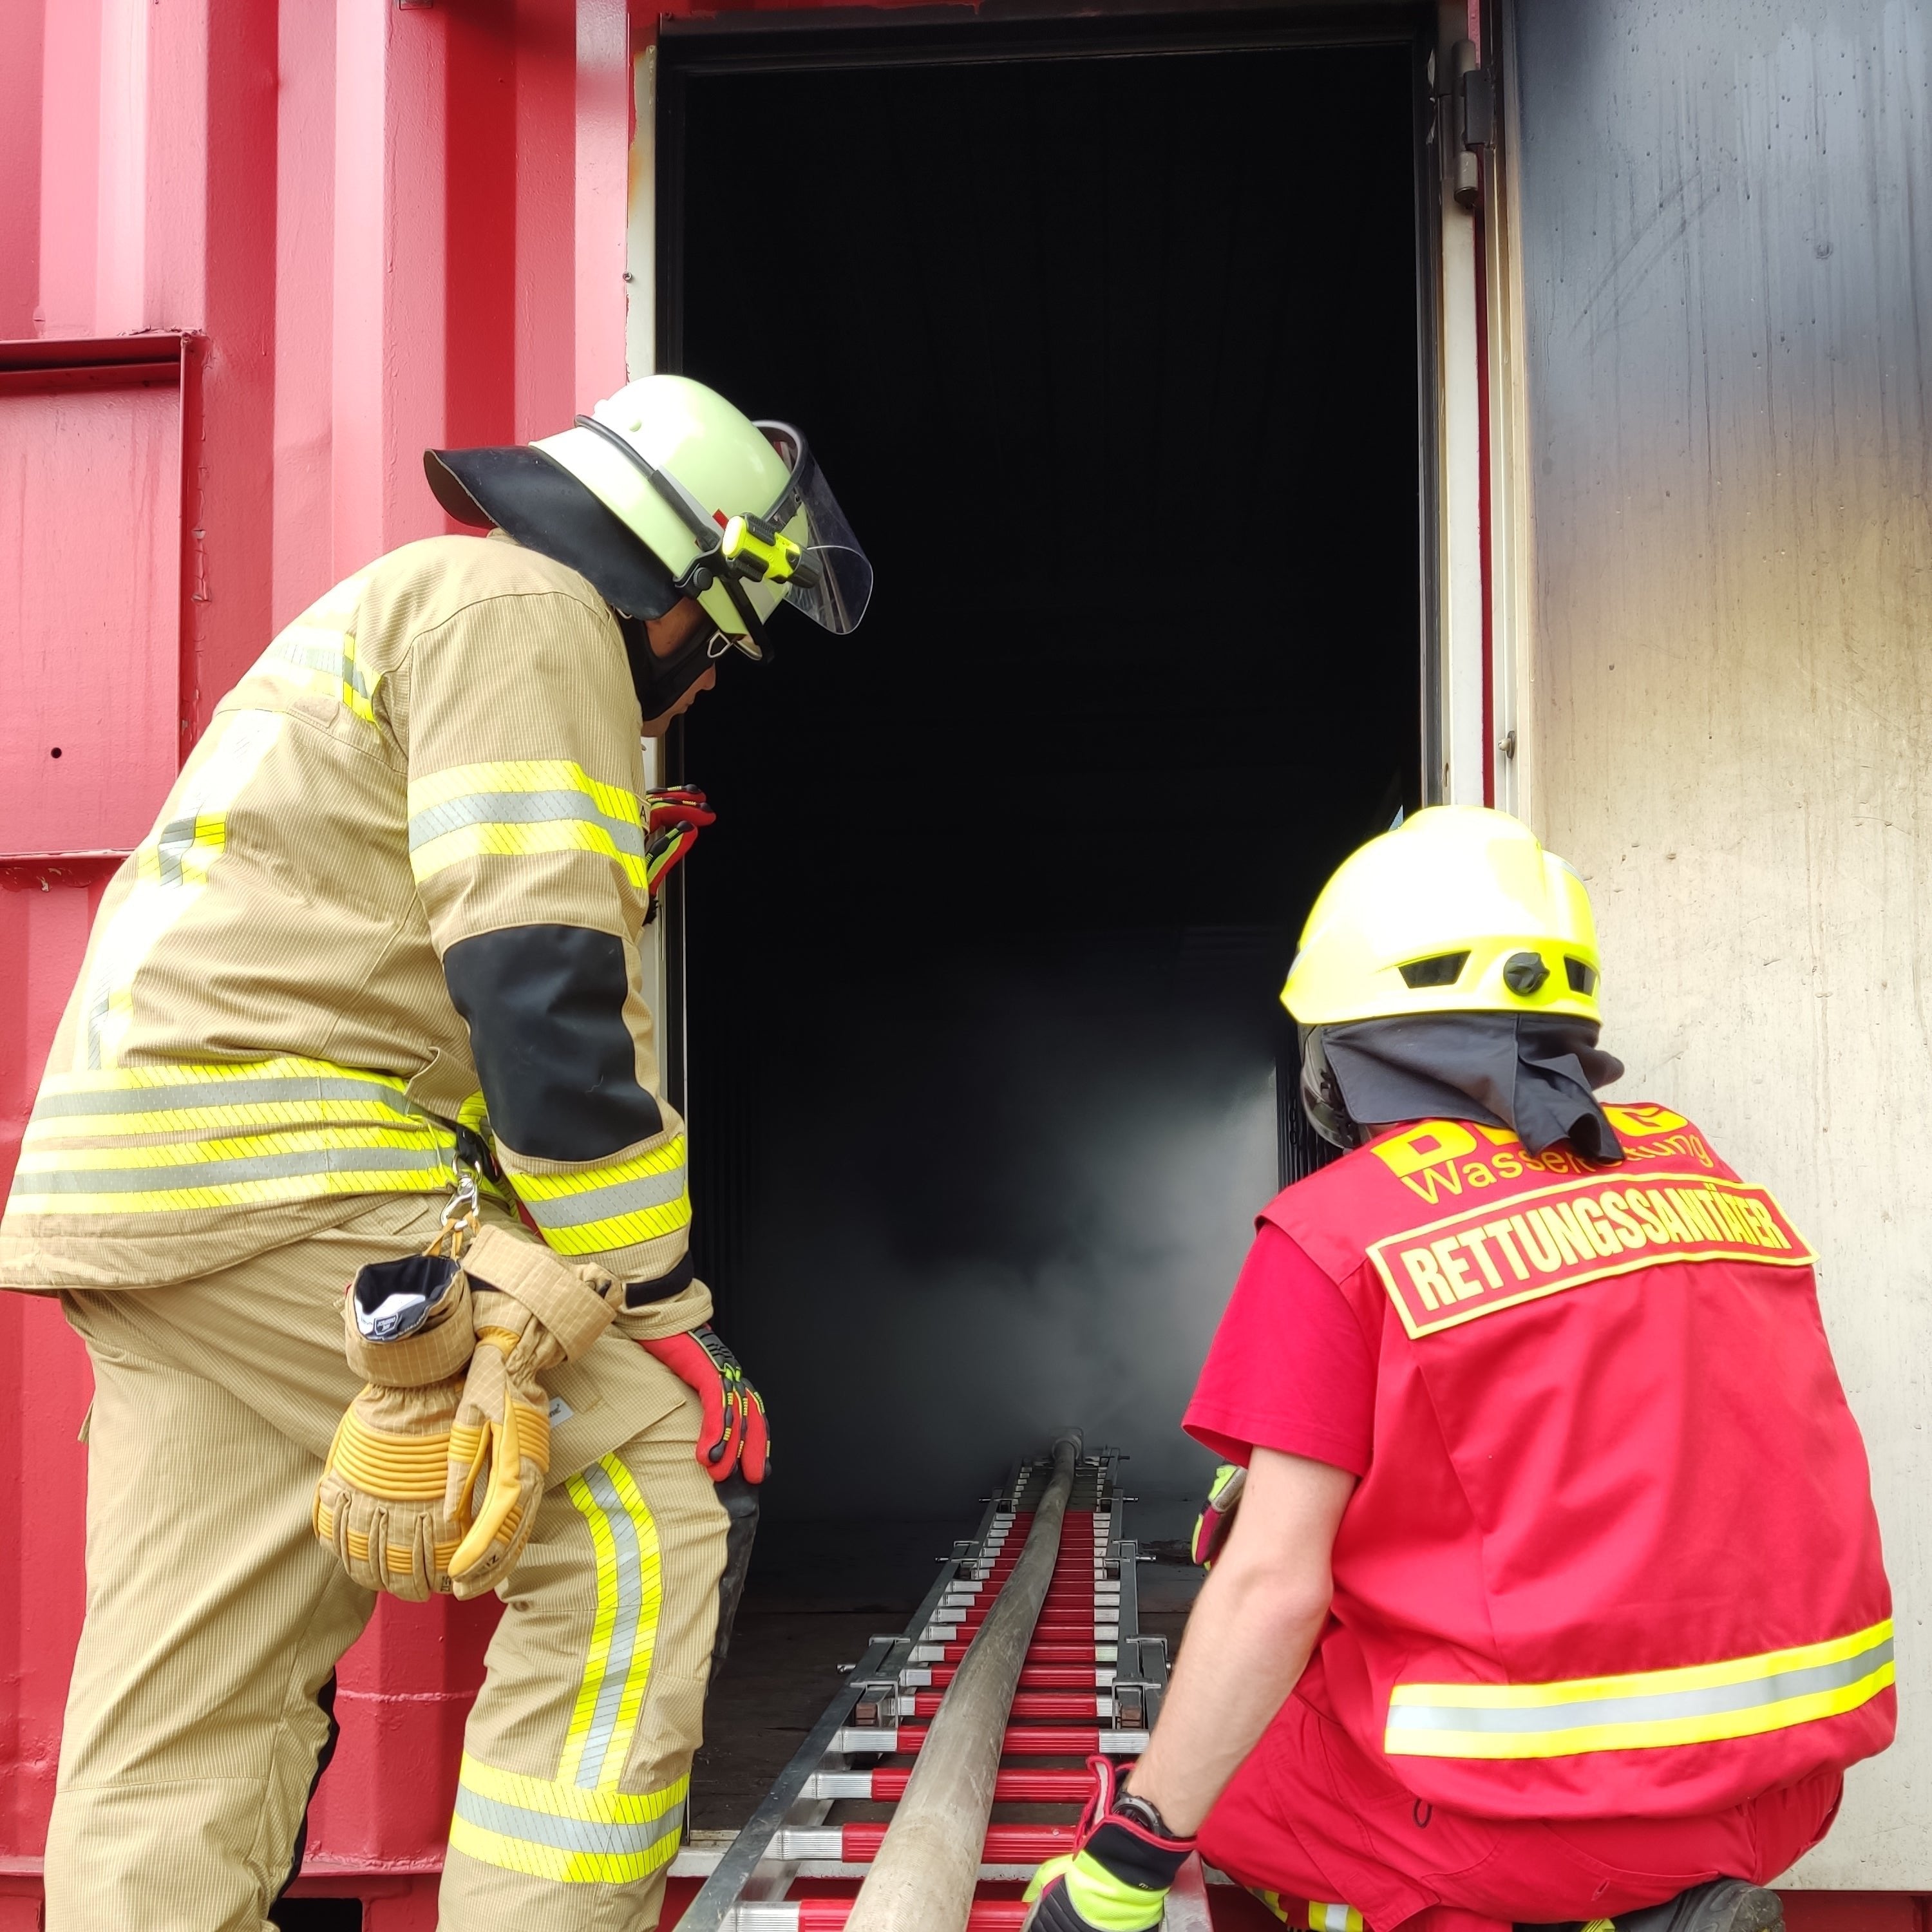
0 534 690 1293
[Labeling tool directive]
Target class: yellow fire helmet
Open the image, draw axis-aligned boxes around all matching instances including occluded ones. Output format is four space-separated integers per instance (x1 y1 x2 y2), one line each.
1280 806 1603 1028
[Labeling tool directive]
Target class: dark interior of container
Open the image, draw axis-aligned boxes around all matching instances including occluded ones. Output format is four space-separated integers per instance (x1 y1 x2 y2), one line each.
665 35 1423 1822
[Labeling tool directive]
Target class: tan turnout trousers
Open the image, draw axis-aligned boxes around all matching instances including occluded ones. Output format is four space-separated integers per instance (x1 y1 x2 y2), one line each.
48 1195 730 1932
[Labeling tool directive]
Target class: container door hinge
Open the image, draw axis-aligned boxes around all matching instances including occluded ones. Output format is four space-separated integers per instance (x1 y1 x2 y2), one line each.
1453 42 1492 210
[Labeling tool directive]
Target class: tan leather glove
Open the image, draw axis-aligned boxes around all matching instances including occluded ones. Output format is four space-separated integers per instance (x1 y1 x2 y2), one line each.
314 1250 477 1601
444 1226 620 1599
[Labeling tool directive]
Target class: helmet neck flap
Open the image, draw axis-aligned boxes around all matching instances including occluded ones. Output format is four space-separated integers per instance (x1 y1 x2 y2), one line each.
1301 1012 1625 1162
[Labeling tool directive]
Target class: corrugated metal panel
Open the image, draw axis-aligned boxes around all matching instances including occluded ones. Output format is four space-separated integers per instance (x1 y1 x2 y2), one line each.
1511 0 1932 1885
0 0 636 1900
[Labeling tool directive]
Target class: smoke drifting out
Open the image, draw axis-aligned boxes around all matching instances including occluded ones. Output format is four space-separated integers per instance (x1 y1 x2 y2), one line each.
704 936 1280 1535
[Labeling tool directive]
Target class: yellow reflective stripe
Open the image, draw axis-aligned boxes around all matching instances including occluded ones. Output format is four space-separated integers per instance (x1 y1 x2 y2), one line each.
12 1058 474 1217
407 760 647 889
27 1055 416 1140
559 1472 625 1787
511 1137 690 1257
410 759 641 823
558 1454 663 1789
27 1098 419 1141
259 571 381 725
1307 1907 1363 1932
410 817 651 889
131 813 227 888
76 708 284 1070
6 1168 455 1217
19 1126 444 1171
599 1456 665 1781
1386 1618 1895 1759
450 1753 686 1884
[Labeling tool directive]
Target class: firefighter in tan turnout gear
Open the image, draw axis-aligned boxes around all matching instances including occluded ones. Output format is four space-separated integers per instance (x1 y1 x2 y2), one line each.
0 376 871 1931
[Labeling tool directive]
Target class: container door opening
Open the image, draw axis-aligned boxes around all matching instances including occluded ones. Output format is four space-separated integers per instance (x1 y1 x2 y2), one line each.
665 35 1425 1815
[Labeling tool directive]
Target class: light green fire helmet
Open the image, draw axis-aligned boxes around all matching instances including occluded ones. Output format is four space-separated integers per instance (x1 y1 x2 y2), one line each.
426 374 873 665
545 375 871 660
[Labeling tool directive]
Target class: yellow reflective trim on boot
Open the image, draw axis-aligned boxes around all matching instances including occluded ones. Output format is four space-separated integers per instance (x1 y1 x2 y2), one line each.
558 1454 664 1790
449 1752 687 1884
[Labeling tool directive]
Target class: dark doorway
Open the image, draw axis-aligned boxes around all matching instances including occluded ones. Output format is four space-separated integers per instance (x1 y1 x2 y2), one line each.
666 35 1424 1560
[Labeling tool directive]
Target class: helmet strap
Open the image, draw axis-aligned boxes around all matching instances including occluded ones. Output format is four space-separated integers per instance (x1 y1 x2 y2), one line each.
621 617 716 726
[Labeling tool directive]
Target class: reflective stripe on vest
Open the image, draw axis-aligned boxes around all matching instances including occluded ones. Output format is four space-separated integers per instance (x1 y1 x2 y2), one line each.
1385 1618 1894 1759
13 1057 466 1215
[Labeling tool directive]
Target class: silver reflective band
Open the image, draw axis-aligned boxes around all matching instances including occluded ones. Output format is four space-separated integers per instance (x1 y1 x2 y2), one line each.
1385 1620 1894 1759
520 1164 688 1233
408 790 647 859
451 1785 685 1861
24 1144 452 1193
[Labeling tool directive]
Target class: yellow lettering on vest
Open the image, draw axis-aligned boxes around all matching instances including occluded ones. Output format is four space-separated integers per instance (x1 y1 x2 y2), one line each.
1570 1198 1625 1258
1430 1235 1481 1300
1475 1124 1519 1146
1603 1103 1689 1135
1707 1189 1749 1244
1673 1189 1721 1240
1402 1246 1450 1310
1535 1204 1589 1265
1598 1191 1649 1251
1374 1121 1479 1177
1398 1165 1464 1204
1462 1161 1496 1188
1626 1191 1671 1242
1493 1150 1522 1179
1483 1219 1532 1280
1645 1188 1694 1242
1511 1211 1562 1273
1743 1198 1790 1250
1459 1227 1506 1288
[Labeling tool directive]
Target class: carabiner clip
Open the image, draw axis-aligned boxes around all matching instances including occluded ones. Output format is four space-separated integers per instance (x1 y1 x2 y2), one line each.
435 1171 481 1258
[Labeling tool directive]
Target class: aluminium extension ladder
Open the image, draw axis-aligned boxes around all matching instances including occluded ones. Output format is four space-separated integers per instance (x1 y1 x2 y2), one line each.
670 1446 1212 1931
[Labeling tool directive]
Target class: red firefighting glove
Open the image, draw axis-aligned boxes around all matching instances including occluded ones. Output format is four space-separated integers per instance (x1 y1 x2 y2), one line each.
642 786 715 913
1189 1463 1246 1569
637 1325 769 1483
1022 1756 1195 1932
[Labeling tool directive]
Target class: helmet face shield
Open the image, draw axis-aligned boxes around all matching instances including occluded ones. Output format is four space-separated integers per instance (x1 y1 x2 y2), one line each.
754 424 874 636
558 401 873 663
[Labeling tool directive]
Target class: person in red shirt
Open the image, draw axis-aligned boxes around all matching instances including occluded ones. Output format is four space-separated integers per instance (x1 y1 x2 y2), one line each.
1024 807 1891 1932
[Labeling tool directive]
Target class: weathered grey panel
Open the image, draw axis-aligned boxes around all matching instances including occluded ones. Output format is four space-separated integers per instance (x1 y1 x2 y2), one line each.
1513 0 1931 1882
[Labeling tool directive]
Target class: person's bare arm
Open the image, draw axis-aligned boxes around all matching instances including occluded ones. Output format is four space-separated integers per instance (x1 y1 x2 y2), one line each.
1122 1447 1355 1836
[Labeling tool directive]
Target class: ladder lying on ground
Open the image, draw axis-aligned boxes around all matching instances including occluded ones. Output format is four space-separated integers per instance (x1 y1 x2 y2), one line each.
671 1436 1212 1932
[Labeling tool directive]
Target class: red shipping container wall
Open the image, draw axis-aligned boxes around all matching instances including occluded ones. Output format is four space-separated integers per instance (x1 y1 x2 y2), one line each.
0 0 633 1913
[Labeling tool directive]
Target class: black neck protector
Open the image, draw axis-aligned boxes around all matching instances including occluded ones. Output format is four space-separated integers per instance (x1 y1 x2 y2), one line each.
1309 1012 1627 1164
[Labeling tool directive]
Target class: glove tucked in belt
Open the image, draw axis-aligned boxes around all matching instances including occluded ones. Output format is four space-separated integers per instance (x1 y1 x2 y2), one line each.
443 1224 621 1598
1022 1756 1195 1932
314 1247 477 1602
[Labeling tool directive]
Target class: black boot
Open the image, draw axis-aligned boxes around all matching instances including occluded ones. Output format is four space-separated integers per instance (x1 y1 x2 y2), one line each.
1522 1879 1785 1932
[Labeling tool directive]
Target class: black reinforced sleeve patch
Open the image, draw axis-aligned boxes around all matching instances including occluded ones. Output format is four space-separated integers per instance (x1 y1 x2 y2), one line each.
442 924 665 1161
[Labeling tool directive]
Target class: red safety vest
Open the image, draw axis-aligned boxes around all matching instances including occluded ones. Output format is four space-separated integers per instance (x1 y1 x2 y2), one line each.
1261 1103 1893 1821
